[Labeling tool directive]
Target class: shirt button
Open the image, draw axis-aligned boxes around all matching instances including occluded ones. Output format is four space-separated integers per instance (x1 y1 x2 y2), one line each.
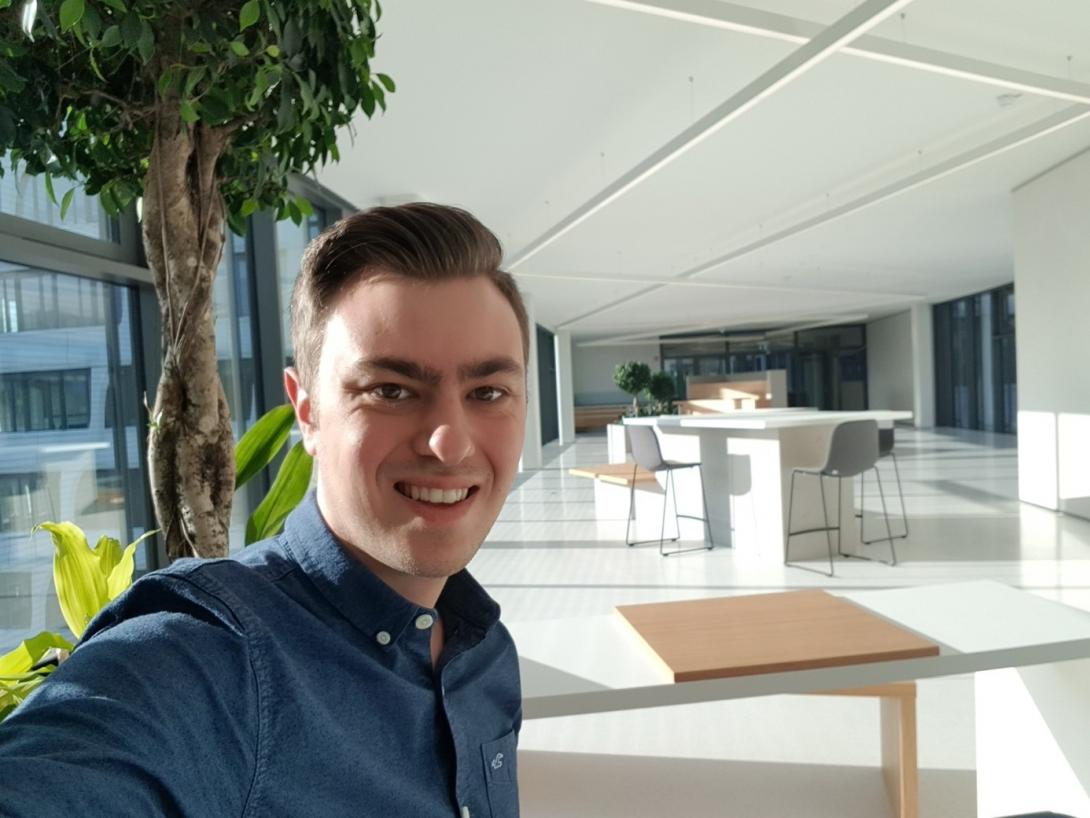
375 631 391 646
415 613 434 630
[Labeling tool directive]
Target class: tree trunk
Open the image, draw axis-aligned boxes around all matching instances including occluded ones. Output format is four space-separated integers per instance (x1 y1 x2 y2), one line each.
142 108 235 560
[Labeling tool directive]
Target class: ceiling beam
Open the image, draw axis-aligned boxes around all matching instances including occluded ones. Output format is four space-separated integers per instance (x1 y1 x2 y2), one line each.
589 0 1090 105
516 270 924 299
506 0 916 270
557 104 1090 327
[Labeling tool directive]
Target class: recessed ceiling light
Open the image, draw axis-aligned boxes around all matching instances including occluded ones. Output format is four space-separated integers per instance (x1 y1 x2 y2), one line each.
997 92 1023 107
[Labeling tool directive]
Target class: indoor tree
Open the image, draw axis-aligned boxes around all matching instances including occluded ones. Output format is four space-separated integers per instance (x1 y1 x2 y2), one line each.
0 0 393 559
613 361 651 417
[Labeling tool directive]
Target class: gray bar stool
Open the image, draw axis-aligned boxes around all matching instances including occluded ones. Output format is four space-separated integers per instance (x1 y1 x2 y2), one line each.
785 419 898 577
859 427 908 543
624 424 714 557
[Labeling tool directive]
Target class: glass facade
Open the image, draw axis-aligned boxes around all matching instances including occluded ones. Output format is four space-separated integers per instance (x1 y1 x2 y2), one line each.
0 183 343 650
661 324 867 410
0 156 115 242
933 283 1016 434
275 209 325 366
0 264 145 649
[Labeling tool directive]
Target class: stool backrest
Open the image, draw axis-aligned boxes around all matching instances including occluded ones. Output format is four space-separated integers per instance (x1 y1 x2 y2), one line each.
822 419 879 477
626 424 667 472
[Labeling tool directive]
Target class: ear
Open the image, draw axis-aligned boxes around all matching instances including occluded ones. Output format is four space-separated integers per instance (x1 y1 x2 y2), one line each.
284 367 319 458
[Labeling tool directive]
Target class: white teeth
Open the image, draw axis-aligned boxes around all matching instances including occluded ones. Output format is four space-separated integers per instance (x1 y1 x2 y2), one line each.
401 484 469 504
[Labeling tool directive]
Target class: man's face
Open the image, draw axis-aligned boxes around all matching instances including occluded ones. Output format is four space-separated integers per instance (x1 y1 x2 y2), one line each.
288 274 527 582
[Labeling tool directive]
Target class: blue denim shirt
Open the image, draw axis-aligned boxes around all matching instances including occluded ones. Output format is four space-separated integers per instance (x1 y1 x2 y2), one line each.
0 494 521 818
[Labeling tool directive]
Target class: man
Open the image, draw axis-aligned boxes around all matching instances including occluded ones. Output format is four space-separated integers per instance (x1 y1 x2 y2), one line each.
0 203 528 818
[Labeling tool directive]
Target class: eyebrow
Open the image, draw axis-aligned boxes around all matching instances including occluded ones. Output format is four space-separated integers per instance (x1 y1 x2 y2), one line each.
350 356 523 385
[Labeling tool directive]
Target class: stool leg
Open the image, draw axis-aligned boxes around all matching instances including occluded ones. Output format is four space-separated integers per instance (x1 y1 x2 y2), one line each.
784 470 798 566
875 466 898 565
819 475 835 575
659 469 671 556
697 464 714 549
891 451 908 538
625 463 637 547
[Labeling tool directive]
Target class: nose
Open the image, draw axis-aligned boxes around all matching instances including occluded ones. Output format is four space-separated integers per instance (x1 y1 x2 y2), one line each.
416 395 475 465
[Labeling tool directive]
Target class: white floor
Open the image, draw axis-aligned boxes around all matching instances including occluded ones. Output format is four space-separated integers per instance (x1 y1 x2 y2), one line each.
470 427 1090 818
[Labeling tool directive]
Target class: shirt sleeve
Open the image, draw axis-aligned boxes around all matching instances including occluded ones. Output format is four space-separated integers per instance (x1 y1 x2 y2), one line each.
0 570 260 818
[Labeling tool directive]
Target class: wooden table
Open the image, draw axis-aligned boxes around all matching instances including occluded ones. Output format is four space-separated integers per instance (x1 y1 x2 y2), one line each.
512 581 1090 817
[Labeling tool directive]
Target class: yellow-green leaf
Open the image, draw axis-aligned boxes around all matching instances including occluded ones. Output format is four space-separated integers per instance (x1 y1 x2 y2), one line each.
0 631 73 680
105 543 137 600
38 522 109 639
93 534 123 578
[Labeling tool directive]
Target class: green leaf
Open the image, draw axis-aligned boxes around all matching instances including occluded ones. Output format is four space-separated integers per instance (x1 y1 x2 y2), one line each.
265 44 280 58
287 198 302 224
239 0 260 31
37 522 109 639
0 106 15 145
184 66 207 96
235 404 295 489
376 73 395 93
120 11 140 47
230 39 249 57
188 39 212 54
179 99 199 123
246 441 312 545
137 20 154 63
360 84 376 117
43 172 57 206
59 0 86 32
99 24 121 47
239 197 259 218
59 187 76 220
295 196 313 218
157 69 176 97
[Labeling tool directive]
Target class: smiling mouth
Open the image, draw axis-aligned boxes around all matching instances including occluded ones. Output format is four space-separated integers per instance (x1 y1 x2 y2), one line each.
395 482 479 505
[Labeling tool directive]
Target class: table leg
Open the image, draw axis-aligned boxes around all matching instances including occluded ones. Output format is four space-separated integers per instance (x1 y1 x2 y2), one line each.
818 682 918 818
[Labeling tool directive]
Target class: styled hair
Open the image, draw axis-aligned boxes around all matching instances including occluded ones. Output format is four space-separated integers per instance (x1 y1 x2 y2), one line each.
290 202 530 389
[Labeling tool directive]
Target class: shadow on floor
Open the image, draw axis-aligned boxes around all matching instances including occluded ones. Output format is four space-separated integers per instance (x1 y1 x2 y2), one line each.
520 750 976 818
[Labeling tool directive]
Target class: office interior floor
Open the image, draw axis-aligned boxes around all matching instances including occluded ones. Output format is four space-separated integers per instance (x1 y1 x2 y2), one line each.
471 427 1090 818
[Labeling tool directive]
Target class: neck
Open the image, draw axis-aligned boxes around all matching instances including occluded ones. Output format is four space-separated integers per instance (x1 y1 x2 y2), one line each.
351 546 448 609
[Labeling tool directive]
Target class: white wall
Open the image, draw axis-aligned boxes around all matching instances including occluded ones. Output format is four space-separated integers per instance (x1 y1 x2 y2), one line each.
866 310 914 412
1014 147 1090 518
572 343 660 406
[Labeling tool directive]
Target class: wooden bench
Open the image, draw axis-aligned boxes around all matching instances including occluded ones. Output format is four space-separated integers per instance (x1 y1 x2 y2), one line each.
573 405 626 432
568 463 657 486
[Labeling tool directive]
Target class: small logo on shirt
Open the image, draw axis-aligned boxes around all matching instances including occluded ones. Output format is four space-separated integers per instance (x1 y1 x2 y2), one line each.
490 753 504 770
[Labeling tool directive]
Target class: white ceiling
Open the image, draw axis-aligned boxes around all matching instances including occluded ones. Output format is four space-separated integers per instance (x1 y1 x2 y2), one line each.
314 0 1090 342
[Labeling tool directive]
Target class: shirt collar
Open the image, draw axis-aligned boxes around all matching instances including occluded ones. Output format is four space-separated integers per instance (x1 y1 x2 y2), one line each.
281 493 500 645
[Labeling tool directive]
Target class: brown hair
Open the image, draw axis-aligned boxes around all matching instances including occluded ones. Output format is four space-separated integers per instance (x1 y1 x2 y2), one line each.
290 202 530 389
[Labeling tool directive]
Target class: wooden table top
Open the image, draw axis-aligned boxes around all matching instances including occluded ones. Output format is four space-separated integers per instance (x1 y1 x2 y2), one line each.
615 589 940 683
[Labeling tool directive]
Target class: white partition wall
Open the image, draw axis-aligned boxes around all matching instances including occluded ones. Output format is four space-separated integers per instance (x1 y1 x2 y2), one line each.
555 331 576 445
1013 148 1090 519
520 296 543 471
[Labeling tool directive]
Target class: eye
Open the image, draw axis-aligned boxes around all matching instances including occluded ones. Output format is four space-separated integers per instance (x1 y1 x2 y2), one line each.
368 383 413 401
470 386 506 402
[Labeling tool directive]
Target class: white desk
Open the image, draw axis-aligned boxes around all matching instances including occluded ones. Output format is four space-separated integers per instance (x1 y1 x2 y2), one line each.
512 582 1090 816
625 410 913 563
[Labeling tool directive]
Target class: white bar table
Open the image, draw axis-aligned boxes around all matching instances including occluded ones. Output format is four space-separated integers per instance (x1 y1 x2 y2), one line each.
624 409 912 563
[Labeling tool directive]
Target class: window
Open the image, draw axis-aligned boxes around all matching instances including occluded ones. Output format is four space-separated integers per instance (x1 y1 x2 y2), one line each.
275 206 325 365
933 283 1016 434
0 156 115 242
0 369 91 431
0 265 145 651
